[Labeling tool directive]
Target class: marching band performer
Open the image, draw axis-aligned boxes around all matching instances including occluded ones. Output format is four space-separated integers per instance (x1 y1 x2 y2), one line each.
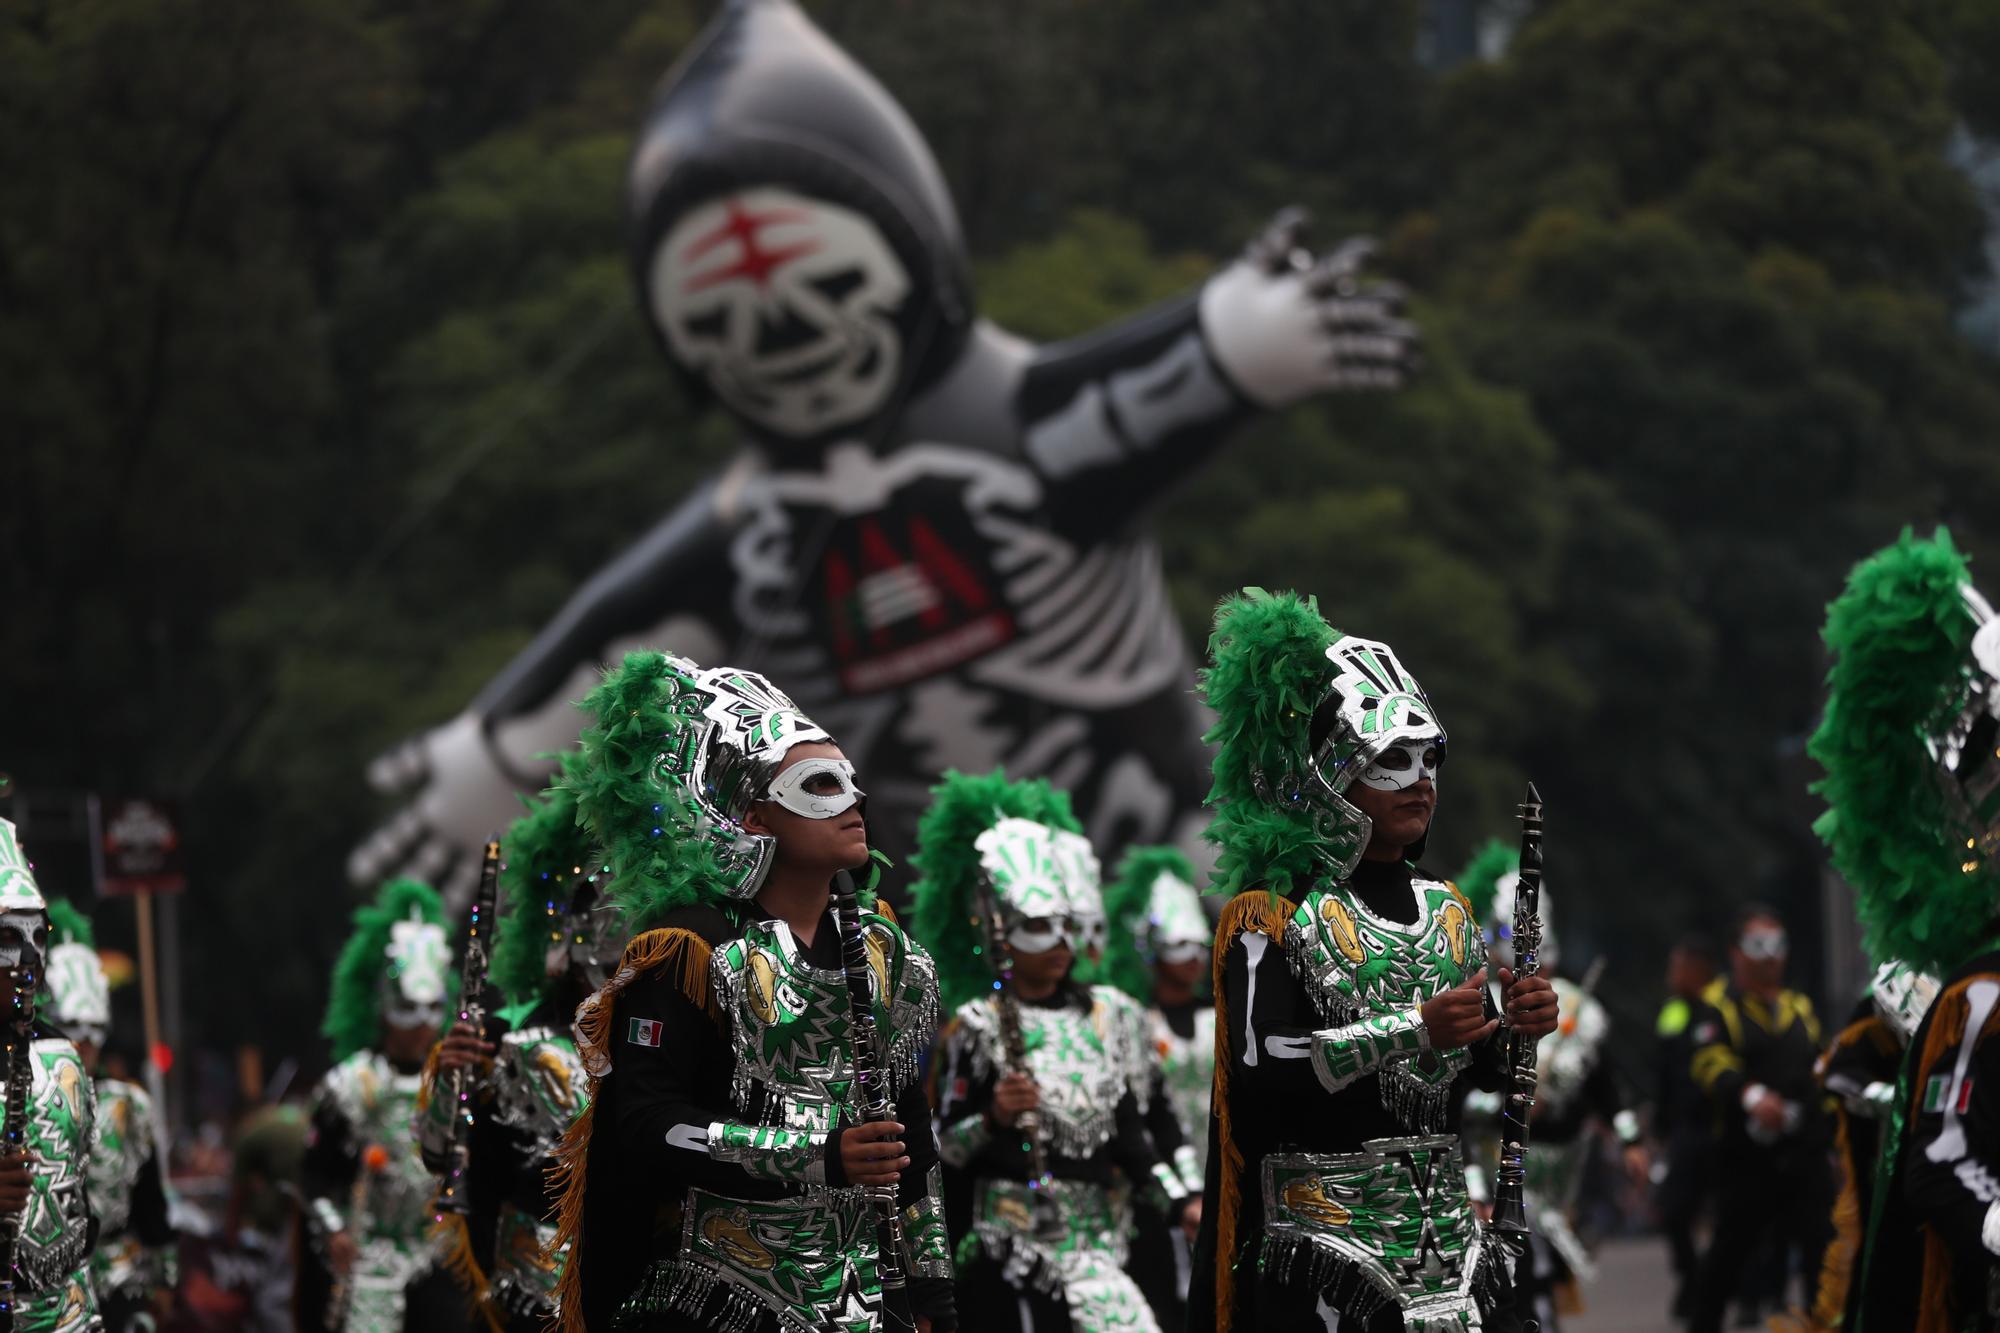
415 761 622 1332
915 770 1197 1333
300 878 454 1332
0 822 101 1332
1099 845 1215 1326
45 900 173 1333
547 651 954 1333
1809 529 2000 1332
1455 842 1644 1330
1186 589 1558 1332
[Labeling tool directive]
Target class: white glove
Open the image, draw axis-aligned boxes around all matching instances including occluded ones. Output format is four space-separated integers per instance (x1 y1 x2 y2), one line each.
1198 208 1421 409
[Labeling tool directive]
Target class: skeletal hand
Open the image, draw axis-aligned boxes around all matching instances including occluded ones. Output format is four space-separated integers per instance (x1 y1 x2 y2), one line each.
1198 207 1422 408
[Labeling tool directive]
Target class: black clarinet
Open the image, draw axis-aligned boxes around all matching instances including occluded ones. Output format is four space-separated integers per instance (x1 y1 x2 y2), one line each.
828 871 919 1333
1490 784 1544 1269
433 838 501 1216
0 945 36 1332
972 871 1052 1198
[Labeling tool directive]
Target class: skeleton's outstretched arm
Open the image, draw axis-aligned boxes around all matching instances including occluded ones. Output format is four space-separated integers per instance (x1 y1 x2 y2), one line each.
1018 210 1420 537
348 477 737 899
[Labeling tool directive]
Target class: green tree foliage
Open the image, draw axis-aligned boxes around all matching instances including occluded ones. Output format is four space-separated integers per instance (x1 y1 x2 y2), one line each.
5 0 1998 1077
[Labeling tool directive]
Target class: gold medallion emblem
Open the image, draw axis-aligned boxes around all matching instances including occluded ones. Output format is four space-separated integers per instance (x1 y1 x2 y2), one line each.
995 1195 1034 1232
746 948 780 1026
1281 1175 1353 1227
865 927 894 1003
1320 896 1365 963
701 1210 776 1270
1438 899 1470 967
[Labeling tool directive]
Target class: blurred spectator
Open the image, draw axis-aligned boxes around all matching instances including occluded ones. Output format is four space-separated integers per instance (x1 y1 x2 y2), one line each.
1652 933 1717 1319
1687 907 1831 1333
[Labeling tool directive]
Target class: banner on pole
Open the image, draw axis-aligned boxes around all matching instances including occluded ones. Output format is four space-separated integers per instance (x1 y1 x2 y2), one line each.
98 798 186 897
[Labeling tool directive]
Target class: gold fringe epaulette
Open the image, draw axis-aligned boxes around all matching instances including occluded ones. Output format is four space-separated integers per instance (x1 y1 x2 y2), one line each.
547 926 717 1333
1209 889 1294 1333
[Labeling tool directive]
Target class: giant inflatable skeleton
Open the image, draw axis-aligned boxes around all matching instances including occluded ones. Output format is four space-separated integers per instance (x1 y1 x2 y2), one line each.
349 0 1420 900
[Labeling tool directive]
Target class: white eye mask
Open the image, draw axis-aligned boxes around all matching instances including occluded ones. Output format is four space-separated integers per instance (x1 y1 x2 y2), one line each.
766 758 865 820
1356 740 1444 792
1008 916 1073 955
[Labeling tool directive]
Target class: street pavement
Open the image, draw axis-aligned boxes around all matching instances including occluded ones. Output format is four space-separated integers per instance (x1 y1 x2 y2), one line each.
1570 1235 1679 1333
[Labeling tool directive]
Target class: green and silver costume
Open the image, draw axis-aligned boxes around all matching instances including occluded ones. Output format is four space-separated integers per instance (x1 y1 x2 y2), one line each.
1455 846 1637 1294
550 651 952 1333
1187 591 1510 1333
413 763 611 1330
1810 529 2000 1332
918 772 1192 1333
0 824 102 1333
304 878 451 1333
45 900 176 1331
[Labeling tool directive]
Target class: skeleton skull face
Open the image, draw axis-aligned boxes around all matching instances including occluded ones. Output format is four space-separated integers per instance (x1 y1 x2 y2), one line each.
0 911 45 975
649 187 912 441
1049 830 1106 959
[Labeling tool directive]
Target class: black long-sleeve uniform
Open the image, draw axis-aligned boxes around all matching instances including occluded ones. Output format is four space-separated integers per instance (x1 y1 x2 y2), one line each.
577 903 954 1333
1191 860 1512 1333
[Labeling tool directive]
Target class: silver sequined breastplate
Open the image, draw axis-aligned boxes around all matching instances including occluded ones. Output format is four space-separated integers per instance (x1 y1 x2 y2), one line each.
1286 876 1484 1131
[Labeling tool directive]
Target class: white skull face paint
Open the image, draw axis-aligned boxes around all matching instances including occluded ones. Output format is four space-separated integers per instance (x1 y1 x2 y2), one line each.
765 757 865 820
1050 830 1105 957
0 911 46 973
1355 739 1443 792
650 187 912 439
383 912 449 1028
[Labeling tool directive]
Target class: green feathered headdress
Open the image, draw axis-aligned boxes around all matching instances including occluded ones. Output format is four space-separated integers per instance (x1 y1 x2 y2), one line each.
574 651 751 935
322 878 450 1062
1097 845 1201 1000
492 750 608 1010
1200 589 1339 900
1811 527 2000 976
910 769 1083 1016
45 898 94 949
1453 839 1517 924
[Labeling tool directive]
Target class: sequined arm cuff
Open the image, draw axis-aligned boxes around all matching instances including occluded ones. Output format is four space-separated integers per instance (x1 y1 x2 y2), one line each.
306 1192 346 1232
1173 1142 1204 1196
705 1121 830 1185
1308 1007 1429 1094
1612 1108 1642 1145
939 1113 992 1168
904 1164 954 1279
1145 1160 1192 1216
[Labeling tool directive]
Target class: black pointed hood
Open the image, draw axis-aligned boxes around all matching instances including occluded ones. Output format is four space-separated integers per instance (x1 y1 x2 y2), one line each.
627 0 974 445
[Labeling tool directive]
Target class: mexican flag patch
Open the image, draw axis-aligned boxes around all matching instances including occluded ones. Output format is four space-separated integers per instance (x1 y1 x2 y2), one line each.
628 1017 663 1048
1924 1074 1974 1114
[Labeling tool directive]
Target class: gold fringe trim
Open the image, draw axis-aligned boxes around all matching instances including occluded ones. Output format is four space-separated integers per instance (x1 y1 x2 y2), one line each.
1210 890 1294 1333
1910 973 2000 1333
1799 1107 1861 1331
414 1041 443 1114
432 1211 491 1299
547 927 716 1333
